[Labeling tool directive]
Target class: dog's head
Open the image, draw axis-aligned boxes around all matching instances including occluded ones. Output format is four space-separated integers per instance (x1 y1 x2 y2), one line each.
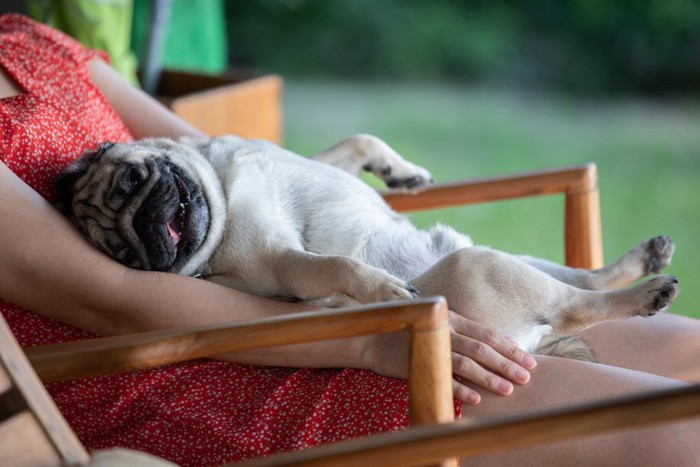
55 138 225 275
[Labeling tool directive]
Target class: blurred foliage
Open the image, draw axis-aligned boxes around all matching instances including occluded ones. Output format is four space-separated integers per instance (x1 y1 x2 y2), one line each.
226 0 700 95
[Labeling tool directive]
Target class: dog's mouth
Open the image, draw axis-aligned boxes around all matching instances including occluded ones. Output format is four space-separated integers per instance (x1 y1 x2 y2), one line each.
166 173 191 249
156 163 210 272
126 161 210 272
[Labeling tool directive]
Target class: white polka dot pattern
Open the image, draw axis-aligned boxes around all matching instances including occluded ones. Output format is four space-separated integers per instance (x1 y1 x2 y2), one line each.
0 15 132 199
0 14 461 466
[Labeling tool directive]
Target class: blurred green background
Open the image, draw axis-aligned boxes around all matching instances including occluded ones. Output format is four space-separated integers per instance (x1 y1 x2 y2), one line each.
228 0 700 95
226 1 700 318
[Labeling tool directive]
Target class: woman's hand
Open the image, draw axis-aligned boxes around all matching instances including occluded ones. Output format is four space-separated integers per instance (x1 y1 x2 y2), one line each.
361 311 537 405
448 311 536 404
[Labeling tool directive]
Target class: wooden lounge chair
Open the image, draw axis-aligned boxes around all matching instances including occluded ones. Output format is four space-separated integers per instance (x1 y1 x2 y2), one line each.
3 164 700 466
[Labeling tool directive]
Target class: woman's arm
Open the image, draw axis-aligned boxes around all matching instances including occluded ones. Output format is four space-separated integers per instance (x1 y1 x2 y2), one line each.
87 58 206 140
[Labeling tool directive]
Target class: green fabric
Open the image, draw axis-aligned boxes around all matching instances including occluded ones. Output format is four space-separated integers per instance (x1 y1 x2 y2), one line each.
26 0 139 85
131 0 227 74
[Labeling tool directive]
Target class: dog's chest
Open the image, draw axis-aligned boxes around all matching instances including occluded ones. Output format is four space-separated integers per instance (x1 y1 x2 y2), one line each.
206 144 400 258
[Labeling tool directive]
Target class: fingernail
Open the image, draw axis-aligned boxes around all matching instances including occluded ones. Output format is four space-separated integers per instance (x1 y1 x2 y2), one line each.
498 380 513 395
515 368 530 384
467 392 481 405
522 354 537 369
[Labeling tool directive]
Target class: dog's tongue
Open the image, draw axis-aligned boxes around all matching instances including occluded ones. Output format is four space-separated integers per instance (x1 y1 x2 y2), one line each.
166 220 181 246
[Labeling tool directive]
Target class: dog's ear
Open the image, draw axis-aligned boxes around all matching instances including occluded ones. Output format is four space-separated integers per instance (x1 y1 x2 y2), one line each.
53 143 111 212
138 137 186 153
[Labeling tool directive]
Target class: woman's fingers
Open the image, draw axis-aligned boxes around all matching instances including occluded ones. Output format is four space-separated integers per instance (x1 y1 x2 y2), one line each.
449 312 537 403
453 332 531 384
452 312 537 370
451 351 513 400
453 377 483 405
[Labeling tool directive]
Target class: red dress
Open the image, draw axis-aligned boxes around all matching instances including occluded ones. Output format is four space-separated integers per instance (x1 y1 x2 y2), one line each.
0 14 460 466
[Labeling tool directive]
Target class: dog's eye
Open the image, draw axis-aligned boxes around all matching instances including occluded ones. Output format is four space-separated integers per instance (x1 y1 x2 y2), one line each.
128 170 140 188
121 166 143 191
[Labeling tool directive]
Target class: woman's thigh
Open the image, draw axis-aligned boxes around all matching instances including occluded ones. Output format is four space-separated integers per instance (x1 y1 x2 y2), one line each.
461 355 699 466
580 312 700 382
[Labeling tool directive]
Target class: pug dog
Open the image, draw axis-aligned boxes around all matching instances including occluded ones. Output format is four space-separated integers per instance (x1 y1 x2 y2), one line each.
55 134 678 360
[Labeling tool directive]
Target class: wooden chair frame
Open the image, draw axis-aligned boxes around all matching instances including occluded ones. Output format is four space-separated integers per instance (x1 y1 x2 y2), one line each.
382 163 603 269
4 163 700 466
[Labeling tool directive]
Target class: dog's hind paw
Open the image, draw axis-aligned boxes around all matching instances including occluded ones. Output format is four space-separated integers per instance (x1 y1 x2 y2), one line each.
649 275 679 315
639 274 679 316
644 235 675 274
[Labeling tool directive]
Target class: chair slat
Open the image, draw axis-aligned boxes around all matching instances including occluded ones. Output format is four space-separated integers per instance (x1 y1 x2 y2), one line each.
0 317 89 466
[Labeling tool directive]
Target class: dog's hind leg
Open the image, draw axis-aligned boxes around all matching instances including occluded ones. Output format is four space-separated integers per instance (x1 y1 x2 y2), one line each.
411 246 679 348
517 235 675 291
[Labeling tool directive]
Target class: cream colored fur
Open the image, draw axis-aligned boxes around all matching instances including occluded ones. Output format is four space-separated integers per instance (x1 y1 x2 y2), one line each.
115 134 681 359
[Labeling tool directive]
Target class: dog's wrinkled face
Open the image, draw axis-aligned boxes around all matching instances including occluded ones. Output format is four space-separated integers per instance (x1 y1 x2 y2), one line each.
55 141 211 272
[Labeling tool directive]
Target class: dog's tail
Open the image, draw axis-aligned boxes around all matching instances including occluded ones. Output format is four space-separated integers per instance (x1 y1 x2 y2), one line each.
536 334 597 362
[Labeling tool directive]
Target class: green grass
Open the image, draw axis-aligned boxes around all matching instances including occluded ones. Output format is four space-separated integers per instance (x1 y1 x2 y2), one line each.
282 80 700 318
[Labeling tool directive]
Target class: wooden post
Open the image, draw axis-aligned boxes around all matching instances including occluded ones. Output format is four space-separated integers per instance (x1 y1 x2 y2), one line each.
564 164 604 269
408 299 458 467
408 299 454 426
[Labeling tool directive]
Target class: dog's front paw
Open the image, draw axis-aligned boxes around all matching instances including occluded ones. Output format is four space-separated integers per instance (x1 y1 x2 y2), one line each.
373 160 434 191
367 277 420 303
355 135 434 191
306 277 418 308
643 274 679 316
353 268 420 303
644 235 675 274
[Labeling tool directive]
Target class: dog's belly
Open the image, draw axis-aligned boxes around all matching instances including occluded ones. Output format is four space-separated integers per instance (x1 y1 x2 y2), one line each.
206 138 475 283
353 224 473 281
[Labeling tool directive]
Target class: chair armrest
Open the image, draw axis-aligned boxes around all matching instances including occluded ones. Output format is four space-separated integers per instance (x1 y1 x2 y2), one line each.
25 297 454 428
381 163 603 269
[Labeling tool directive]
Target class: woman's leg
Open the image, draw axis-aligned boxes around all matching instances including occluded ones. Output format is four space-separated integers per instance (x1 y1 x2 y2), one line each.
462 356 699 466
580 312 700 382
